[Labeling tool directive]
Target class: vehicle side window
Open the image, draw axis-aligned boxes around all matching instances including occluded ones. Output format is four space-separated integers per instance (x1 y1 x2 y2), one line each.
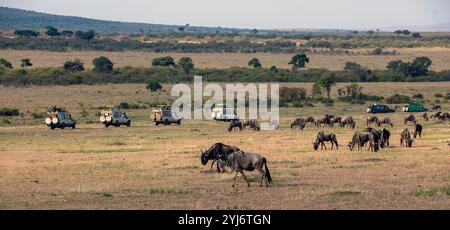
163 110 171 116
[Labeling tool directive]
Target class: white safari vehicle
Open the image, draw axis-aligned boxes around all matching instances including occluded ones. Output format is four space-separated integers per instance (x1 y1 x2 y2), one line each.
211 104 240 121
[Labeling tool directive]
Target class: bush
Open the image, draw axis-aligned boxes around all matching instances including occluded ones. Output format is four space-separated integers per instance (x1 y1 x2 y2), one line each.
146 80 162 92
386 94 410 104
31 113 45 119
435 93 444 98
444 93 450 100
64 59 84 72
0 108 20 116
92 56 113 73
413 93 424 99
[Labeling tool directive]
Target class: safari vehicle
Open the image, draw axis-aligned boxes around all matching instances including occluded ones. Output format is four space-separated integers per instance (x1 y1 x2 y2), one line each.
99 108 131 127
45 107 76 129
211 104 240 121
367 104 395 114
150 105 181 126
402 103 428 112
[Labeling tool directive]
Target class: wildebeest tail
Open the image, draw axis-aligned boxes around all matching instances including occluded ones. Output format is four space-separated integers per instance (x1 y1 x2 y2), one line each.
263 158 273 184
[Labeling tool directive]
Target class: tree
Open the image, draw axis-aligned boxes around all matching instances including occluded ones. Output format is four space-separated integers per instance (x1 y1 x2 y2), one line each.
344 62 364 72
394 30 403 36
251 29 258 35
372 47 383 55
288 53 309 71
178 26 185 32
269 66 278 73
63 59 84 72
75 30 95 41
146 80 162 92
312 82 322 99
92 56 113 73
14 30 39 37
45 26 60 37
61 30 74 38
178 57 194 74
20 58 32 68
367 30 375 35
402 30 411 36
0 58 13 69
412 32 421 39
410 56 432 77
152 56 175 67
387 60 410 76
317 73 336 100
248 58 262 69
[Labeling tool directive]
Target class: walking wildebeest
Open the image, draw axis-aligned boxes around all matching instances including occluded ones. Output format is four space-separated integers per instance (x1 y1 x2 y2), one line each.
380 128 391 148
438 112 450 122
291 118 306 130
423 112 429 122
413 123 423 138
432 104 442 111
200 143 241 172
228 120 243 132
377 117 393 128
340 116 356 129
404 115 416 125
316 114 334 127
218 150 273 187
400 129 413 147
348 131 377 152
313 131 339 150
366 116 379 126
243 119 260 131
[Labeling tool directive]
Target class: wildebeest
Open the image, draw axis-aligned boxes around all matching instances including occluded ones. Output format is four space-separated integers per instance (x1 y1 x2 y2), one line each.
413 123 423 138
313 131 338 150
404 115 416 125
363 127 382 152
340 116 356 129
291 118 306 130
380 128 391 148
422 113 429 122
228 120 243 132
377 117 393 128
200 143 240 172
348 131 377 152
243 119 260 131
366 116 379 126
218 150 273 187
305 117 316 126
430 111 442 120
316 114 334 127
438 112 450 121
400 129 413 147
330 117 342 126
432 104 442 111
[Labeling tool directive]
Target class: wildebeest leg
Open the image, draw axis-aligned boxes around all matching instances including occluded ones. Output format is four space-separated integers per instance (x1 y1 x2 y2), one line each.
232 171 239 187
240 171 250 187
210 159 217 170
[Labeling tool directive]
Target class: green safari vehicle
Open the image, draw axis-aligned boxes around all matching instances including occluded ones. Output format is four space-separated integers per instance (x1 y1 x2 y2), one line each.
402 103 428 112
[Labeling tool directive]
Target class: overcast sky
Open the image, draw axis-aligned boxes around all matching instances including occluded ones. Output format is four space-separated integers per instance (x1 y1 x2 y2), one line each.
1 0 449 29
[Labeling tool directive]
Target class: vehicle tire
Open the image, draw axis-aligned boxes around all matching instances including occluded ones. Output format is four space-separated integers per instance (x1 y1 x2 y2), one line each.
105 124 110 128
50 125 55 130
72 124 76 129
155 121 159 126
60 124 65 129
127 121 131 127
164 119 169 125
176 120 181 125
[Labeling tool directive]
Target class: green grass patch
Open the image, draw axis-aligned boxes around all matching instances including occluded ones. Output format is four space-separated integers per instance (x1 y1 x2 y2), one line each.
149 187 193 195
58 148 145 154
412 187 450 197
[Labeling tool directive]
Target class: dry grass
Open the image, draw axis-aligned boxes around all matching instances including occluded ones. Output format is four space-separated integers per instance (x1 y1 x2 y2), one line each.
0 83 450 210
1 47 450 71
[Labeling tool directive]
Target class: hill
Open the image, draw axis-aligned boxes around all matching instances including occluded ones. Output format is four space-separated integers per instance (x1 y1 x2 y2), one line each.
0 7 254 34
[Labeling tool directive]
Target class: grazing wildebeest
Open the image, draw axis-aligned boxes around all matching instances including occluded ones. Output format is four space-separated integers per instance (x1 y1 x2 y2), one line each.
366 116 379 126
400 129 413 148
313 131 339 150
404 115 416 125
316 114 334 127
305 117 316 126
228 120 243 132
348 131 377 152
380 128 391 148
438 112 450 122
432 104 442 111
291 118 306 130
243 119 260 131
423 112 429 122
340 116 356 129
330 117 342 126
200 143 241 172
413 123 423 138
218 150 273 187
430 111 442 120
363 127 382 152
377 117 393 128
